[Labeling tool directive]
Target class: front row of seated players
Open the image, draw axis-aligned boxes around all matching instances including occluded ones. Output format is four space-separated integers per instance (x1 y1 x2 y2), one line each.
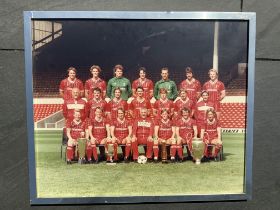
65 107 222 164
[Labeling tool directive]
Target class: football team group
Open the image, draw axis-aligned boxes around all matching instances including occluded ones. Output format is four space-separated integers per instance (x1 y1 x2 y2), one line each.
60 64 225 164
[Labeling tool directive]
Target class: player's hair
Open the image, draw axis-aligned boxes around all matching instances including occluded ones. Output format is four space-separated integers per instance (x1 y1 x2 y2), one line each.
159 88 167 94
185 67 193 74
138 67 146 73
180 107 190 115
161 67 169 72
206 108 216 117
93 87 102 93
90 65 101 73
114 87 122 93
136 86 144 91
208 68 218 75
72 87 80 92
201 90 209 96
67 67 77 74
95 106 103 112
114 64 124 72
73 110 81 115
179 89 188 94
161 109 170 115
117 107 125 114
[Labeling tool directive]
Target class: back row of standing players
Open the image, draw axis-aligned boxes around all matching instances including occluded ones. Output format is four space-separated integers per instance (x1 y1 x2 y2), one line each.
60 64 225 164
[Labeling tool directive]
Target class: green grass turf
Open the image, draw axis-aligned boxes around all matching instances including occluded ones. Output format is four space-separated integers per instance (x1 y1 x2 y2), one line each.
34 130 245 198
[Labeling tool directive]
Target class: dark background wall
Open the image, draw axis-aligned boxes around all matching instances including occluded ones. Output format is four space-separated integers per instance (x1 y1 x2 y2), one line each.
0 1 279 210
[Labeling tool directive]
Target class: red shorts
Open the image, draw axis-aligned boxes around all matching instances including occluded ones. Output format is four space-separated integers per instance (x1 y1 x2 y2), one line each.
136 136 148 145
214 101 221 112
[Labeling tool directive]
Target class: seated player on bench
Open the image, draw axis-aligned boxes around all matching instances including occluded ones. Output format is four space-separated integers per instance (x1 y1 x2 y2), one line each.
110 108 132 163
66 111 87 164
200 108 222 162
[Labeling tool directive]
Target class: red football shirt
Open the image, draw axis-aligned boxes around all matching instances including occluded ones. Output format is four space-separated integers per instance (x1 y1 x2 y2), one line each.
106 99 128 120
63 98 88 121
155 119 174 140
84 78 106 100
66 119 86 139
87 99 107 119
179 79 201 102
176 117 196 139
194 101 215 125
132 117 154 139
153 99 174 118
201 119 221 140
129 98 151 119
132 78 154 99
174 98 195 114
59 78 84 100
202 80 225 103
112 118 131 140
90 117 109 140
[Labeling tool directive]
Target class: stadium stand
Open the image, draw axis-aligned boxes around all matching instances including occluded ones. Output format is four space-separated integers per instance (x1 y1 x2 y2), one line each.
220 103 246 128
34 104 63 121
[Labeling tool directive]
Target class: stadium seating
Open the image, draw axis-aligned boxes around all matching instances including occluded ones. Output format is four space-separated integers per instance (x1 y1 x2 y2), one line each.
34 104 63 122
220 103 246 128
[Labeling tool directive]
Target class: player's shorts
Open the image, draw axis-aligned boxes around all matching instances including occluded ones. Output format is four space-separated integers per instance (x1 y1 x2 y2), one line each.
136 136 148 145
214 101 221 112
116 138 127 145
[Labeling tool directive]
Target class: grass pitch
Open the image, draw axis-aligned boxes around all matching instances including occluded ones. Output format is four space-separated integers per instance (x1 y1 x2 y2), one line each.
34 130 245 198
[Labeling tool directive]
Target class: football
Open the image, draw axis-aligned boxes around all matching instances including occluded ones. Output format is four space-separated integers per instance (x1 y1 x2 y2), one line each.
137 155 148 164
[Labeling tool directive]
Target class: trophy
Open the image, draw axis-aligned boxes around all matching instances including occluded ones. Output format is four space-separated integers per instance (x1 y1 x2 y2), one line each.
77 132 87 164
161 140 168 163
192 138 204 164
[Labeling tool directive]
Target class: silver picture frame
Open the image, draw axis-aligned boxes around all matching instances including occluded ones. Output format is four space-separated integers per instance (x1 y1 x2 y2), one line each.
24 11 255 205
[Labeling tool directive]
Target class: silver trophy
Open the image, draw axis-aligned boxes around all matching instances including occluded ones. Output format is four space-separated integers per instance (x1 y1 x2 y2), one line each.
192 138 204 164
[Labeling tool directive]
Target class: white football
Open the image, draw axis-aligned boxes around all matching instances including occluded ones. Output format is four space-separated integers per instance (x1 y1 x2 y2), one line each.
137 155 147 164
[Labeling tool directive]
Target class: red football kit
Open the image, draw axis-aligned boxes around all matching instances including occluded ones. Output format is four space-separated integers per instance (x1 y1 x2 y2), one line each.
174 98 195 119
179 79 201 102
201 118 222 157
63 98 88 121
131 117 154 160
87 117 109 161
84 78 106 100
202 80 225 111
155 119 174 140
106 98 128 120
176 117 196 159
59 78 84 100
129 98 151 119
110 118 132 160
87 98 107 120
132 78 154 99
153 99 174 119
66 119 86 161
194 100 215 136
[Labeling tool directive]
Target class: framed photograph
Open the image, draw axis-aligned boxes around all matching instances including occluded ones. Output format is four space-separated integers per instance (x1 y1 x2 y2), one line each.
24 11 256 204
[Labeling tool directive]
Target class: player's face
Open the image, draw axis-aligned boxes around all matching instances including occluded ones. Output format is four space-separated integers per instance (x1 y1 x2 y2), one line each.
161 70 169 80
68 70 76 80
95 109 102 118
117 110 125 120
139 70 146 79
186 72 193 80
136 88 144 97
161 111 168 120
209 71 217 81
180 91 187 99
140 109 147 118
160 92 167 100
202 93 209 101
72 88 80 99
207 112 215 121
74 112 81 121
182 110 190 119
91 68 99 78
114 90 121 98
115 68 123 78
80 132 85 138
94 90 101 99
